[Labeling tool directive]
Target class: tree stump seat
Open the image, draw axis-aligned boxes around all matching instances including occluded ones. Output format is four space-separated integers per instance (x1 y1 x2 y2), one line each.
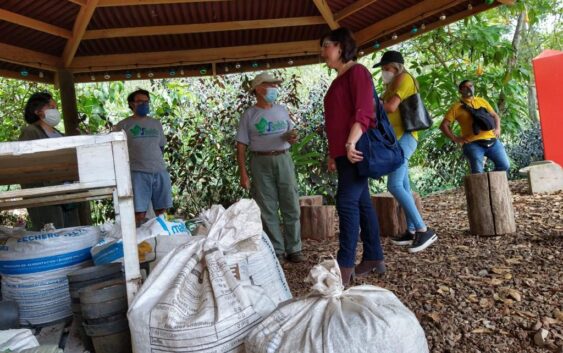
370 192 423 238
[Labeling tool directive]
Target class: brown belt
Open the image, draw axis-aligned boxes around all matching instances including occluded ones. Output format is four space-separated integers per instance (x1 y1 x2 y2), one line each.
252 149 288 156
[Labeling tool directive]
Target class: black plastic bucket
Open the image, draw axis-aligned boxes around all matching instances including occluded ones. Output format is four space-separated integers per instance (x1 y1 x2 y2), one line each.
83 316 132 353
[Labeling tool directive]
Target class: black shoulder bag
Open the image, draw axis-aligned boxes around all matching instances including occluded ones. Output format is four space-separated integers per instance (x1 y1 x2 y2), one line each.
398 74 433 132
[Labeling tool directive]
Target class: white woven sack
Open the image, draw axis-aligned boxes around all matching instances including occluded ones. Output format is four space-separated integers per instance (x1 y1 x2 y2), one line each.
245 260 429 353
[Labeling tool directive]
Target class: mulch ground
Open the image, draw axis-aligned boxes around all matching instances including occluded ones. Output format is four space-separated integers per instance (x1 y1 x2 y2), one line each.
281 180 562 353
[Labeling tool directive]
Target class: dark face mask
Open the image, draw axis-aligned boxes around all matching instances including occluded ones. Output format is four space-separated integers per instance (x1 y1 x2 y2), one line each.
461 87 474 98
135 103 150 117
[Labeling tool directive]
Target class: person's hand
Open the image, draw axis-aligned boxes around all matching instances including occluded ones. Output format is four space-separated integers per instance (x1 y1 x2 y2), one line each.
346 143 363 164
327 157 336 172
240 174 250 190
452 136 468 145
494 127 501 138
285 129 298 144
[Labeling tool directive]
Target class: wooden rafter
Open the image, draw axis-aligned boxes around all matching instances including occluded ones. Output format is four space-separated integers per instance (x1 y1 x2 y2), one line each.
312 0 339 30
83 16 326 40
0 43 61 70
67 0 87 5
334 0 379 22
62 0 99 67
0 69 52 84
0 8 72 39
98 0 229 6
355 0 465 45
70 40 319 72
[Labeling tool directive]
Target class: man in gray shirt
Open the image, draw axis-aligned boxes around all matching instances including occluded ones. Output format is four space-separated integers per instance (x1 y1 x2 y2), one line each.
115 89 172 226
236 72 304 263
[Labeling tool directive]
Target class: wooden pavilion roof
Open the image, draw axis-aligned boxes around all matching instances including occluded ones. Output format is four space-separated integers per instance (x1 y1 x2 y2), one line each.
0 0 511 84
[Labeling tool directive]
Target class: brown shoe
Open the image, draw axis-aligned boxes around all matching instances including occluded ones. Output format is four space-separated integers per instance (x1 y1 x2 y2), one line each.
355 260 386 277
286 252 306 263
339 267 355 287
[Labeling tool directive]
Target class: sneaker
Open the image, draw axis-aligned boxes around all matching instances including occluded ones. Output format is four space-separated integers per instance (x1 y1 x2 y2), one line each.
408 229 438 253
391 231 415 246
286 251 306 263
276 253 286 264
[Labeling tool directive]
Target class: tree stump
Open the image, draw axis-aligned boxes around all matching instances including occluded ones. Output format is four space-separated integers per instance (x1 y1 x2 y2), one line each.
371 192 423 237
300 205 335 241
464 171 516 235
299 195 323 206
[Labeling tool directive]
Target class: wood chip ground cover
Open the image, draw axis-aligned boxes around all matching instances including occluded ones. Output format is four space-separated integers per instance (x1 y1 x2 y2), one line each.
281 181 562 352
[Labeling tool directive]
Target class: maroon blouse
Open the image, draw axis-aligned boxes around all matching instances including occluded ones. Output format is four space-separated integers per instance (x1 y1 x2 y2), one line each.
323 63 375 158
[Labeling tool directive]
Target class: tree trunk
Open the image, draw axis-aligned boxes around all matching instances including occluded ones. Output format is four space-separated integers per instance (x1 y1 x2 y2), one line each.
371 192 423 237
498 11 525 115
299 195 323 206
300 205 335 241
464 172 516 235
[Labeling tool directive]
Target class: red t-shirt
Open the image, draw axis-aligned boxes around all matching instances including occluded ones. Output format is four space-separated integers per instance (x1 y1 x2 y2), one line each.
324 64 375 158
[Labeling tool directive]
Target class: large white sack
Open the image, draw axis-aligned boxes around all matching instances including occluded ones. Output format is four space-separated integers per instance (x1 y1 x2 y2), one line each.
91 215 190 266
245 260 429 353
0 226 100 325
0 329 39 352
128 199 291 353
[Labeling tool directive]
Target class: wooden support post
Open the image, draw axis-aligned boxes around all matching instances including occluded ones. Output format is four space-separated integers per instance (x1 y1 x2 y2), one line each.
299 195 323 206
300 205 335 241
464 171 516 235
371 192 423 237
56 69 80 136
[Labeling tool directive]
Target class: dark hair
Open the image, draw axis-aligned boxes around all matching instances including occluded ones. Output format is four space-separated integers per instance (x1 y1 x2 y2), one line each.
24 91 53 124
458 80 472 90
320 27 357 63
127 89 150 109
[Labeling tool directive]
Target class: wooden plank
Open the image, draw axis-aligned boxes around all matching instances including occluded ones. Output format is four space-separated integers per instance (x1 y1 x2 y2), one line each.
77 143 116 183
0 9 72 39
355 0 465 45
0 42 61 71
0 68 53 84
63 0 100 67
112 140 142 305
334 0 379 22
36 322 67 346
0 181 115 200
67 0 87 5
83 16 326 40
0 188 114 210
70 40 318 72
312 0 339 30
99 0 230 6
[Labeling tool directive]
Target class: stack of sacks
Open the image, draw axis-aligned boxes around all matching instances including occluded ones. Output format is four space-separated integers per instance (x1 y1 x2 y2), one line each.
246 260 429 353
128 199 291 353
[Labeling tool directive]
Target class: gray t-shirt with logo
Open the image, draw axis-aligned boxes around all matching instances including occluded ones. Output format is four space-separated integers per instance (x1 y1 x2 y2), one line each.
115 116 167 173
236 104 293 152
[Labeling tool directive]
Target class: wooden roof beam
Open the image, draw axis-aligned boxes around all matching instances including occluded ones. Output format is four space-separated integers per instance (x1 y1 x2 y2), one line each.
67 0 87 5
312 0 339 30
0 43 61 70
70 40 320 72
0 8 72 39
83 16 326 40
334 0 379 22
98 0 230 6
355 0 466 45
63 0 99 67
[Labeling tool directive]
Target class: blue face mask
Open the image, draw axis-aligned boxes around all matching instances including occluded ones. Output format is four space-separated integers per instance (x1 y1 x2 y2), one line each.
263 87 278 103
135 103 150 117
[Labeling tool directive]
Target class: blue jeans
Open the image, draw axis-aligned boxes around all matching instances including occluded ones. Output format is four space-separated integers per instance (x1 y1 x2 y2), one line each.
387 133 426 232
462 140 510 174
335 157 384 268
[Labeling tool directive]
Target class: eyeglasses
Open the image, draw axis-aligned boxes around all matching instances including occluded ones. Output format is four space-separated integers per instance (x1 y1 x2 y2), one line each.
322 40 338 48
134 100 149 104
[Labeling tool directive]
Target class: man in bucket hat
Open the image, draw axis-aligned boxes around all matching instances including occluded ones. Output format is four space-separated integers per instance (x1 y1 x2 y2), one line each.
236 72 305 263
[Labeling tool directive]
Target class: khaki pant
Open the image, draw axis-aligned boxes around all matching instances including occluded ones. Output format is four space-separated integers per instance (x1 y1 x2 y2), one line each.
250 152 302 256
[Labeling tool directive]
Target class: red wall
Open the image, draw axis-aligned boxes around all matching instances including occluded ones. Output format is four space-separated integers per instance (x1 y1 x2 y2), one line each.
532 50 563 166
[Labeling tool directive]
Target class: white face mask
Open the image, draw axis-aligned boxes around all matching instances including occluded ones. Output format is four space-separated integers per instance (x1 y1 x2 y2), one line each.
382 70 395 84
43 109 61 127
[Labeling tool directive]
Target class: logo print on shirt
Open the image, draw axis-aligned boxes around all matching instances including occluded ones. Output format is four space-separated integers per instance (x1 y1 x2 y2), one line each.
254 117 287 135
129 124 158 138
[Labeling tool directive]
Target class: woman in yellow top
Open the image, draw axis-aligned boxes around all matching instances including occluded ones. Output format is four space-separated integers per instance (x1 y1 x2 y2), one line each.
440 79 509 174
375 51 437 253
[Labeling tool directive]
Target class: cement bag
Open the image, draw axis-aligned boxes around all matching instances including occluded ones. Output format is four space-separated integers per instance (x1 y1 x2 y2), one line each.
0 329 39 352
128 199 291 353
0 226 100 326
91 215 190 266
245 260 429 353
